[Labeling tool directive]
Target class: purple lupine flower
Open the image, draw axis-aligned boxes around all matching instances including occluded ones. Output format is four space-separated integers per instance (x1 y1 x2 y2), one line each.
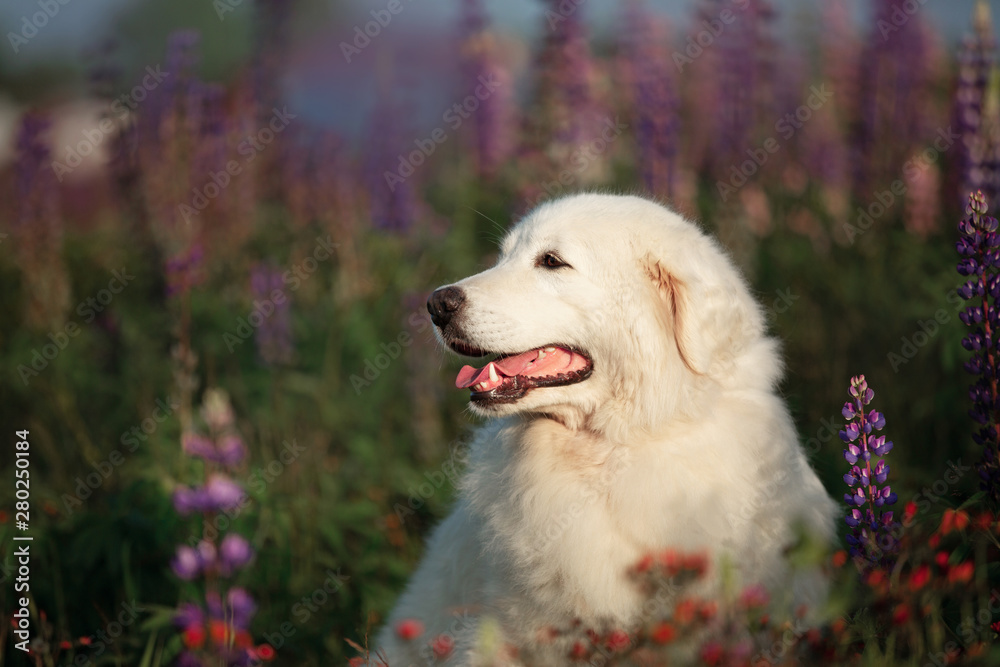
196 539 217 568
172 545 202 580
710 0 776 178
956 190 1000 506
457 0 513 179
204 475 245 511
840 374 898 570
219 534 254 575
173 485 209 515
250 263 294 366
363 79 419 233
852 0 933 200
955 4 998 206
183 433 217 460
225 587 257 628
622 1 678 199
517 0 605 200
166 243 205 299
174 602 204 630
176 652 204 667
216 435 248 466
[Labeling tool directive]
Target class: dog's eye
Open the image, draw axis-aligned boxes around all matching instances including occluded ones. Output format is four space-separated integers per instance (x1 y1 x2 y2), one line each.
538 252 569 270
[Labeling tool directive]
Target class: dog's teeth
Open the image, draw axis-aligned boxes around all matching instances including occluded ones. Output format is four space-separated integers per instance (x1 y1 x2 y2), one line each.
545 347 556 352
537 349 546 360
488 363 498 383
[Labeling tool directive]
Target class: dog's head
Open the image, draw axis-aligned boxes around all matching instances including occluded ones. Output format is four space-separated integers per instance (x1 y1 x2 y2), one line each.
427 193 770 435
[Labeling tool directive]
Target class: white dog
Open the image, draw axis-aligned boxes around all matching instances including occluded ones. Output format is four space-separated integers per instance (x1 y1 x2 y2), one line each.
375 194 836 666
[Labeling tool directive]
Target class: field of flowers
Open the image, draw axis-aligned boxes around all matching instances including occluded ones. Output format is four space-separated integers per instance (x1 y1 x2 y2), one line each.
2 0 1000 664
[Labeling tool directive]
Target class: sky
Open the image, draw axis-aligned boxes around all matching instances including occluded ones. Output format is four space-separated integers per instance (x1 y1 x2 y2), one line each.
0 0 995 65
0 0 996 149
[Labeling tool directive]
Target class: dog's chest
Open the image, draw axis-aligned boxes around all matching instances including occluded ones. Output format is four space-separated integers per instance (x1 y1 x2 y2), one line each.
466 425 648 626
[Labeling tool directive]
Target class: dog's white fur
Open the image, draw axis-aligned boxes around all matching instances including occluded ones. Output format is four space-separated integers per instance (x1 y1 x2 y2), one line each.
376 194 836 666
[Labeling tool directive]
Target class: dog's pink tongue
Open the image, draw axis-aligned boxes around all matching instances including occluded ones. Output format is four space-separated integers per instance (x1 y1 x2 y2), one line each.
455 364 486 389
455 348 581 389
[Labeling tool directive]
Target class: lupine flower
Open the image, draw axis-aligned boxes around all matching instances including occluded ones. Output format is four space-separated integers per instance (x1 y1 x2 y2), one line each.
173 486 210 515
955 3 997 206
225 587 257 628
204 474 246 511
956 190 1000 506
364 83 419 233
166 243 205 299
712 0 775 176
518 0 605 199
172 545 202 580
621 1 678 198
219 534 254 574
250 263 294 366
183 433 217 459
840 374 899 570
13 110 71 331
852 0 932 201
172 390 261 666
183 432 247 466
457 0 513 179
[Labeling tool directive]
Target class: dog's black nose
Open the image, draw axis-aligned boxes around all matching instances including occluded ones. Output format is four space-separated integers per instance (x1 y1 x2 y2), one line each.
427 286 465 327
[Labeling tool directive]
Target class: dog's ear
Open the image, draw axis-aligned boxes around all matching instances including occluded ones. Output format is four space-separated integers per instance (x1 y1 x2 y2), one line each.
644 256 759 375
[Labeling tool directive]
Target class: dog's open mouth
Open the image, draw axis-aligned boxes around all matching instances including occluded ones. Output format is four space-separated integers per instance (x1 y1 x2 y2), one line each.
452 345 593 404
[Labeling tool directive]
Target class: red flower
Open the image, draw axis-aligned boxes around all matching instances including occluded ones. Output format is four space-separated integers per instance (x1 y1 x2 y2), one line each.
674 598 698 624
739 584 770 609
59 641 72 649
78 637 92 646
974 512 994 532
892 603 910 625
235 630 253 649
866 569 886 587
348 658 366 667
700 641 725 666
699 601 718 621
991 621 1000 634
935 551 951 570
909 564 931 591
682 553 709 576
929 534 941 548
940 509 970 535
256 644 276 661
939 509 955 535
831 550 848 568
903 501 918 524
658 549 681 574
634 554 655 573
650 621 676 644
395 619 424 641
183 625 206 650
569 641 588 660
948 561 974 584
209 620 230 646
605 629 631 652
431 634 454 659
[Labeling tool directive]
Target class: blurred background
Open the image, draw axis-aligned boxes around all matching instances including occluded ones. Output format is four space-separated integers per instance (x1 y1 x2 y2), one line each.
1 0 999 664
